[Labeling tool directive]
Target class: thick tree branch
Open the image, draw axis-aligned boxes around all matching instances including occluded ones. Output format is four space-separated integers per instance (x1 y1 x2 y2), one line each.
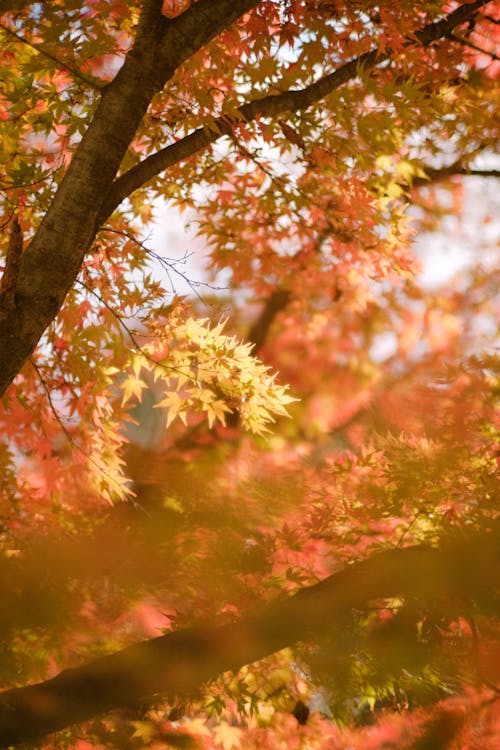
0 533 497 746
0 0 260 397
247 289 291 353
100 1 489 222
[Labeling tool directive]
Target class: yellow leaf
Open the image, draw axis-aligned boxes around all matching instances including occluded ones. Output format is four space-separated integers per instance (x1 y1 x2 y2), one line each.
375 154 392 169
395 159 416 183
386 181 403 199
120 375 147 406
131 720 156 742
214 722 242 750
163 495 185 513
155 390 188 427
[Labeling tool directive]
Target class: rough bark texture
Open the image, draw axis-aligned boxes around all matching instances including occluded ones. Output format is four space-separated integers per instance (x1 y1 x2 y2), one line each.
0 218 23 315
0 0 260 396
0 534 497 747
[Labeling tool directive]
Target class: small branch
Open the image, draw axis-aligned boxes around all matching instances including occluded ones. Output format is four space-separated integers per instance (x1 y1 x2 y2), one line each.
29 355 134 502
99 225 227 299
0 216 23 315
75 276 215 386
0 165 61 191
449 31 500 62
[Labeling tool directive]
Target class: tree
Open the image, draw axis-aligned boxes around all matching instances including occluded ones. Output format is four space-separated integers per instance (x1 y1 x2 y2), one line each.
0 0 499 747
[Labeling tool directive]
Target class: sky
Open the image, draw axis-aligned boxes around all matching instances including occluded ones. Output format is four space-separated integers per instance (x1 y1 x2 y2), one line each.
148 169 500 300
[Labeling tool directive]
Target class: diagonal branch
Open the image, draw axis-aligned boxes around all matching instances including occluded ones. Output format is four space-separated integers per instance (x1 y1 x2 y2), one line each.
0 532 497 747
100 1 488 222
448 30 500 61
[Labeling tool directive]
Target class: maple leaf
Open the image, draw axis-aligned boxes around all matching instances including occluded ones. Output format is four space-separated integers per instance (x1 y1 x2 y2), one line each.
120 374 148 406
213 722 243 750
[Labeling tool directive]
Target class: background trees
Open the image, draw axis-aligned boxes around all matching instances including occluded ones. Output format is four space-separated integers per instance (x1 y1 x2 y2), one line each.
0 0 498 747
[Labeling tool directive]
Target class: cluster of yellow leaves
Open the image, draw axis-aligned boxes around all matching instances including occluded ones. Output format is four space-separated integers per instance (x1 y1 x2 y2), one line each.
120 317 297 435
374 154 428 206
88 394 132 504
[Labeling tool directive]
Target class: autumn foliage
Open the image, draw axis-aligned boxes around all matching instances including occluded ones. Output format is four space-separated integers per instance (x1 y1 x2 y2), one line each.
0 1 499 748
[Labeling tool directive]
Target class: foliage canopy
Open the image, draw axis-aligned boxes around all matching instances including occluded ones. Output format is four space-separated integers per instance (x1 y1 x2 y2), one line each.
0 1 499 748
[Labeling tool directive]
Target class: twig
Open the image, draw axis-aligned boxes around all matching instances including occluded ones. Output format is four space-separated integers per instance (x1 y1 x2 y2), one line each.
99 225 228 300
75 278 221 382
449 31 500 62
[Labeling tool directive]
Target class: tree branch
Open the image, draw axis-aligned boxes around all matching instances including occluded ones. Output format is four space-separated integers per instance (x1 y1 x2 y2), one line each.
245 151 500 352
0 2 488 396
199 153 500 357
100 1 489 222
413 163 500 187
247 289 291 353
241 152 500 355
0 532 497 747
448 30 500 62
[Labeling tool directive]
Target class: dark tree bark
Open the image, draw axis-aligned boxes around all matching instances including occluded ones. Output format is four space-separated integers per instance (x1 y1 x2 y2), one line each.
247 289 291 353
413 164 500 187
